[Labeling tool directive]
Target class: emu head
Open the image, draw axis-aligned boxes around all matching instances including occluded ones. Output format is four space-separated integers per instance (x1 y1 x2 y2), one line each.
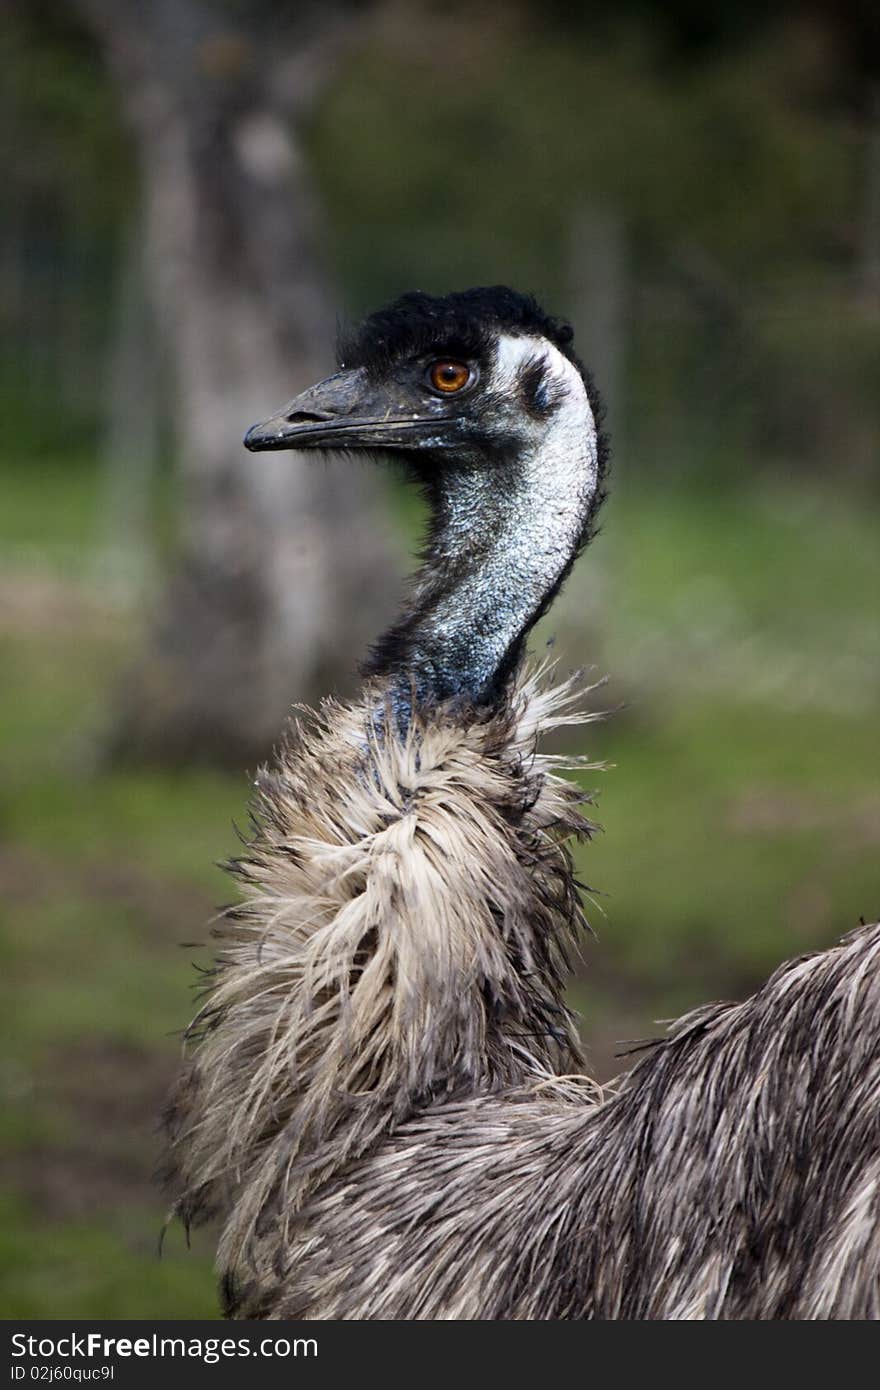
245 287 608 712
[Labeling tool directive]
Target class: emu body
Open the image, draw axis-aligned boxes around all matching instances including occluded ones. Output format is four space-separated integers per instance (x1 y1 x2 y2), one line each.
268 920 880 1320
163 287 880 1319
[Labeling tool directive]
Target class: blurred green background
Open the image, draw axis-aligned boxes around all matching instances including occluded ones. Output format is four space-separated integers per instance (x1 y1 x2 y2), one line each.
2 0 878 1319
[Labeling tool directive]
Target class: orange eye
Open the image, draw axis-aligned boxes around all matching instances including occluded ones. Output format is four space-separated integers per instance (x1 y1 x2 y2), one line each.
428 360 471 394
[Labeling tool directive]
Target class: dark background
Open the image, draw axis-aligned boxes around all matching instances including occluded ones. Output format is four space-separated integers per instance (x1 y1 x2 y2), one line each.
1 0 878 1317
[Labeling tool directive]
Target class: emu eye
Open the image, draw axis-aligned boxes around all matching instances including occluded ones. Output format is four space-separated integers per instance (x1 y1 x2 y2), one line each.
427 360 471 394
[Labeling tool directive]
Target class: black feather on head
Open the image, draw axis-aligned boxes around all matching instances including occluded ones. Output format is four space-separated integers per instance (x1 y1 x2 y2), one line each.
337 284 608 491
338 286 576 372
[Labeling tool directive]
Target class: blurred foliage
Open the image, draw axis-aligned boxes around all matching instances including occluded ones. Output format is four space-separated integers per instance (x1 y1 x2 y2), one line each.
0 2 132 454
315 12 852 294
311 4 879 472
2 1 879 470
1 0 878 1320
0 3 130 224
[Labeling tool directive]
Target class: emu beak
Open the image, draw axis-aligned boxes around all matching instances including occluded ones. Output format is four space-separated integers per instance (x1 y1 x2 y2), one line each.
243 368 460 453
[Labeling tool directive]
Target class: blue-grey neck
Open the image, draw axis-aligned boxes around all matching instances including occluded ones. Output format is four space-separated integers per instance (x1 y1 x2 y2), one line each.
366 336 601 724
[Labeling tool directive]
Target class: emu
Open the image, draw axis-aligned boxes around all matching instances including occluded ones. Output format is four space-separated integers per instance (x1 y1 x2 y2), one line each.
163 287 880 1319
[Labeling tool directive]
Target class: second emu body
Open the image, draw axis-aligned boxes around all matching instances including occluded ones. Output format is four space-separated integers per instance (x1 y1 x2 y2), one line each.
164 288 880 1319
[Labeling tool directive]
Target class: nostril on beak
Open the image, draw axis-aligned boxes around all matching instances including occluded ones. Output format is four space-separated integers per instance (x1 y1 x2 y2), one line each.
286 410 329 425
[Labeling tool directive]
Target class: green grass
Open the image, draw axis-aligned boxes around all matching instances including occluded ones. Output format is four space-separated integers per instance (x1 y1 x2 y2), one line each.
1 454 104 561
598 472 880 713
0 1195 217 1320
551 471 879 1060
0 479 237 1315
1 449 878 1314
576 699 879 1002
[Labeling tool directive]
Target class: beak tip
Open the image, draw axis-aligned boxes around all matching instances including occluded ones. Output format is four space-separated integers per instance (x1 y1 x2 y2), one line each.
243 424 264 452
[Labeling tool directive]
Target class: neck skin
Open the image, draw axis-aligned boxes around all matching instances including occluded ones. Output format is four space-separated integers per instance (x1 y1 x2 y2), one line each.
367 338 600 710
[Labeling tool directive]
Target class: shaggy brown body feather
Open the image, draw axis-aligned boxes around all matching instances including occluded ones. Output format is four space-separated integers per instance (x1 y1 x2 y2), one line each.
265 920 880 1320
163 667 601 1294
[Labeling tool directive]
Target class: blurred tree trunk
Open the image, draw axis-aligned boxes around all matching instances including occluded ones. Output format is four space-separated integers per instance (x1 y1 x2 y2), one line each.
73 0 397 764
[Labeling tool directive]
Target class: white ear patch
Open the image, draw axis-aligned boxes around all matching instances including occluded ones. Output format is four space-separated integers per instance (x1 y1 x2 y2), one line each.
492 332 542 384
492 333 597 490
492 334 592 417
